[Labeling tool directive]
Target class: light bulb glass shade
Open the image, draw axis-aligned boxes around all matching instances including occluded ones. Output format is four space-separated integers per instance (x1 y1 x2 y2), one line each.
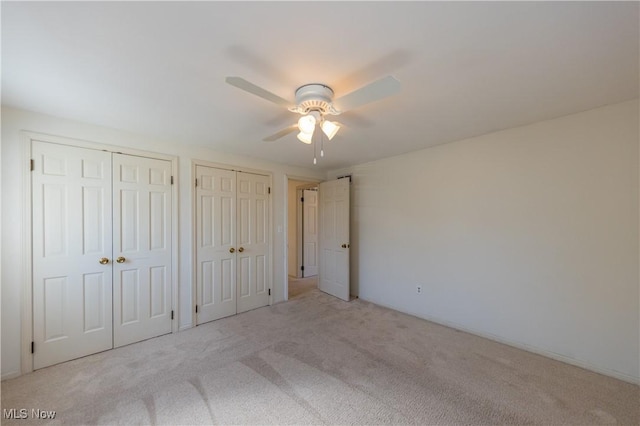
297 131 313 144
298 114 316 134
321 120 340 140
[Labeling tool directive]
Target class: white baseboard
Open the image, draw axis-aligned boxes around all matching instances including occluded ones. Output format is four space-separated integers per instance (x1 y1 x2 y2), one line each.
2 371 21 381
360 296 640 385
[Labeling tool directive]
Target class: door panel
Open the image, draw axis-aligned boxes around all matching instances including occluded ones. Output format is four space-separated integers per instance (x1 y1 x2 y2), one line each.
113 154 172 347
236 172 270 313
196 166 237 324
196 167 270 323
318 178 350 301
302 189 319 277
32 142 113 369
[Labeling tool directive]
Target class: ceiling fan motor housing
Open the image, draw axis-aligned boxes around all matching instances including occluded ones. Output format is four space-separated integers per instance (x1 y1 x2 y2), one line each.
292 84 339 115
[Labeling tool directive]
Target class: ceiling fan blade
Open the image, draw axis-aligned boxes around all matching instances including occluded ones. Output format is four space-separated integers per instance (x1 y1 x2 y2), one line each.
263 125 298 142
225 76 292 107
333 75 401 112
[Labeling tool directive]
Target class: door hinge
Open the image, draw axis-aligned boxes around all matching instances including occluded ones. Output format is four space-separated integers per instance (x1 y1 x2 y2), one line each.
301 197 304 203
30 159 34 171
268 289 271 296
195 179 198 187
170 176 174 185
268 187 271 194
301 265 304 271
31 341 35 354
195 305 198 313
171 310 174 320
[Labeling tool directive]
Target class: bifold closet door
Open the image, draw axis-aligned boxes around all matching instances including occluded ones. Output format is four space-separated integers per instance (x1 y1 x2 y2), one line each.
32 142 113 369
196 166 270 324
112 154 173 347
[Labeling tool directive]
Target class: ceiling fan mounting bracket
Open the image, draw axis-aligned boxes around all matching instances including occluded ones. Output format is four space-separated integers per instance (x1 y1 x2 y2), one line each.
289 83 341 116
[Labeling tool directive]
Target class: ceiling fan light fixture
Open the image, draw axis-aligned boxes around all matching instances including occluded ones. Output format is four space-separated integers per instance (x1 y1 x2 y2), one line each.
297 131 313 144
298 114 316 134
321 120 340 140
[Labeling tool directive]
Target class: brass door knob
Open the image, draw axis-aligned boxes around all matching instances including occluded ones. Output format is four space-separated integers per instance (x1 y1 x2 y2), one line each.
238 247 244 253
229 247 235 253
116 256 126 263
99 257 109 265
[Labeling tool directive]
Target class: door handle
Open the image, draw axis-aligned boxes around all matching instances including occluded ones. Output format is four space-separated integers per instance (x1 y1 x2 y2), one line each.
116 256 126 263
341 243 350 248
229 247 235 253
99 257 110 265
238 247 244 253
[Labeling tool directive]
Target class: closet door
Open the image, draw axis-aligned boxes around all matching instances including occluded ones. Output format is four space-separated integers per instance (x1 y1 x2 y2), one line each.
32 142 113 369
196 165 237 324
236 172 270 313
112 154 173 347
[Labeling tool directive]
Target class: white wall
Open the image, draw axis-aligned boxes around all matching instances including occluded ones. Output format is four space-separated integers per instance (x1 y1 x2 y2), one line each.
330 100 639 383
1 106 324 379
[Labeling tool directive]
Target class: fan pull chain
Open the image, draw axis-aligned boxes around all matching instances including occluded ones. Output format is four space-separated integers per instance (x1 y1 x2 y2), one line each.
320 131 325 157
313 131 317 165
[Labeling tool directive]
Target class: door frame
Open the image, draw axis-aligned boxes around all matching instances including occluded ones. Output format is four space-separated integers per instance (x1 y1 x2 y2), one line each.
191 160 273 326
283 175 321 302
21 131 179 375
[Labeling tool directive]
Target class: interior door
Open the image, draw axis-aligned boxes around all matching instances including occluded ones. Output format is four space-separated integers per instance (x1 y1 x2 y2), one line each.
236 172 270 313
112 154 173 347
32 142 113 369
196 165 237 324
302 188 319 277
318 178 350 301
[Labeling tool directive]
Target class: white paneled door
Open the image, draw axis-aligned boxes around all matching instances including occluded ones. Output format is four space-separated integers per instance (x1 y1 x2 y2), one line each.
112 154 173 347
318 178 350 301
236 172 270 313
32 142 113 369
196 166 237 324
302 189 319 277
32 141 172 369
196 166 270 325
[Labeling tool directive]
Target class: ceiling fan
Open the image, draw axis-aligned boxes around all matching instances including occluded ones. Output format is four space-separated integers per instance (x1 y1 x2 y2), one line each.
225 75 401 163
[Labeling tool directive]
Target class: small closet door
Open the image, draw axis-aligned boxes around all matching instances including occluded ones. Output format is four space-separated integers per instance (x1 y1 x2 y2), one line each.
32 142 113 369
112 154 173 347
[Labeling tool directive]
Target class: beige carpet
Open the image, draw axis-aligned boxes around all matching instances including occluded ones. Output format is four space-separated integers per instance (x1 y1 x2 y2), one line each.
2 285 638 425
288 275 318 299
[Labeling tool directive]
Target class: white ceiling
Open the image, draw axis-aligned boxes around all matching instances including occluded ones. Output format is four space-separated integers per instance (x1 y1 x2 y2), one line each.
2 2 638 171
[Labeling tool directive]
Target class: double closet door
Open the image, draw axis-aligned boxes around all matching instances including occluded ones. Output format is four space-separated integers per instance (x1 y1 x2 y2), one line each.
32 141 173 369
196 165 270 325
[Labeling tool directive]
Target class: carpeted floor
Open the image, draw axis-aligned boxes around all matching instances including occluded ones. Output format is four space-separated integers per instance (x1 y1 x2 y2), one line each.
2 285 638 425
288 275 318 299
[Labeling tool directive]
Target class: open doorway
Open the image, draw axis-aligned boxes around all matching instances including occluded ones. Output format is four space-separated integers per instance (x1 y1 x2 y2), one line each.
286 177 320 300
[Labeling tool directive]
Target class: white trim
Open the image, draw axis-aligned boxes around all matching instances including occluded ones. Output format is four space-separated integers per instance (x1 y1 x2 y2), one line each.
296 188 304 279
191 159 274 326
171 158 180 333
22 131 180 374
362 296 640 385
21 133 33 375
